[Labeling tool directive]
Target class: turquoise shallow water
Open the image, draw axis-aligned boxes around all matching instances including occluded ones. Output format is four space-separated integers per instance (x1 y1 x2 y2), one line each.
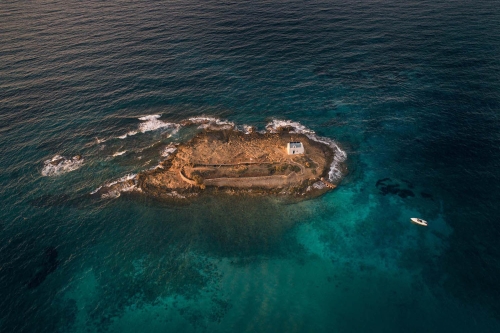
1 0 500 332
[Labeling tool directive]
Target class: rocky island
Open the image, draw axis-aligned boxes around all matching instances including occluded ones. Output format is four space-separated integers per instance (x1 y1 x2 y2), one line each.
93 119 345 201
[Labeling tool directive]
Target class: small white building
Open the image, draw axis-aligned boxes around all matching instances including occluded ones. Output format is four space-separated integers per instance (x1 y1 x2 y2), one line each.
286 142 304 155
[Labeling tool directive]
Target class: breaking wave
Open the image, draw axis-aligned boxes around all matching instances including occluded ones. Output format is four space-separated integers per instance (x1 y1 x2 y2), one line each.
169 116 346 182
138 114 180 133
161 144 177 158
118 131 137 139
114 115 236 141
112 151 127 157
92 115 346 193
188 116 235 130
265 119 314 134
41 155 84 177
90 173 140 199
313 181 327 189
115 115 179 140
236 124 255 134
137 114 161 121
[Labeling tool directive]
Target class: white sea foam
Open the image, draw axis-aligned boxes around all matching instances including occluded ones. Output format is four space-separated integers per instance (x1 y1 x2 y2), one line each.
118 131 138 139
90 173 140 198
307 134 347 181
115 115 230 142
243 125 252 134
112 151 127 157
265 119 315 134
138 114 161 121
138 115 179 133
104 173 137 187
115 114 178 139
188 116 235 130
265 119 347 182
161 144 177 157
41 155 84 177
94 116 346 187
237 124 254 134
313 181 326 189
149 163 164 170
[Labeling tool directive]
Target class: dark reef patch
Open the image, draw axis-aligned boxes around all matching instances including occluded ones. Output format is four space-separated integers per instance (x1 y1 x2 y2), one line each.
376 178 415 198
421 192 434 200
27 246 59 289
375 178 391 187
402 179 415 189
398 189 415 199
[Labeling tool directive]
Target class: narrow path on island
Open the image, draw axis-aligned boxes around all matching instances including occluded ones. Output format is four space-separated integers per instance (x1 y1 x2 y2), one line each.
190 159 308 189
204 172 301 188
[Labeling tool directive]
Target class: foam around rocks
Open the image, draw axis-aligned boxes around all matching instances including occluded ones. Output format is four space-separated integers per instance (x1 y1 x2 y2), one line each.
92 116 346 200
161 144 177 158
41 155 84 177
188 116 235 130
118 131 138 139
138 116 179 134
90 173 140 198
266 119 347 182
112 151 127 157
265 119 315 134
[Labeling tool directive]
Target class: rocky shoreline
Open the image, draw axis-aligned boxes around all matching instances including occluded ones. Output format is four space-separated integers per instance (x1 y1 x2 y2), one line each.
93 126 342 202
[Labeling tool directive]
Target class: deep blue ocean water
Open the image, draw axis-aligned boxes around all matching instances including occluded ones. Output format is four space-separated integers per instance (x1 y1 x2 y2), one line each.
1 0 500 332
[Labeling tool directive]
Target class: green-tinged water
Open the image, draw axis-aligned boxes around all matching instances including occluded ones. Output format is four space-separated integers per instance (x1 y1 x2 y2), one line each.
1 0 500 332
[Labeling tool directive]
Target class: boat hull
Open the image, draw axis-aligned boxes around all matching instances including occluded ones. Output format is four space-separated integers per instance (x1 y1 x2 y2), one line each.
411 218 428 226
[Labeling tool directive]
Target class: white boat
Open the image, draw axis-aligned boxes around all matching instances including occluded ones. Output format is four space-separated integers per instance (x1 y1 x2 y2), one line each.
411 218 428 226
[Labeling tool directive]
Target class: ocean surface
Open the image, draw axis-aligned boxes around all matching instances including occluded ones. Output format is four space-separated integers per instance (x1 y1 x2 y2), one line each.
1 0 500 332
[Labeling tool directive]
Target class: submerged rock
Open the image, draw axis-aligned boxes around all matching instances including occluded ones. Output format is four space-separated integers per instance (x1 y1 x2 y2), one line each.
27 246 59 289
376 178 415 198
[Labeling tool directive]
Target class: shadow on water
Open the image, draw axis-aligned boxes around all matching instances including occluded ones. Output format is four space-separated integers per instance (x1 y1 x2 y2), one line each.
130 193 312 258
42 194 315 331
0 231 59 291
0 232 73 332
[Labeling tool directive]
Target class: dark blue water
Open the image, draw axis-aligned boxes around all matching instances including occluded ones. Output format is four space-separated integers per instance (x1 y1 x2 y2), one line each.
2 0 500 331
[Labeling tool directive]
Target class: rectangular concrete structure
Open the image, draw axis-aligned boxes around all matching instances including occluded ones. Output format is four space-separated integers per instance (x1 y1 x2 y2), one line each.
286 142 304 155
